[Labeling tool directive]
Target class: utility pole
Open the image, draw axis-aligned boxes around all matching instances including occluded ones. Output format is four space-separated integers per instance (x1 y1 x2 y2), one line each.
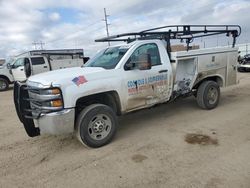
32 41 45 50
103 8 110 46
246 40 248 55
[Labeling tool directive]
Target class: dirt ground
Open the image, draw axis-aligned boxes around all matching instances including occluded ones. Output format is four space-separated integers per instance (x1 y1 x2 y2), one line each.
0 73 250 188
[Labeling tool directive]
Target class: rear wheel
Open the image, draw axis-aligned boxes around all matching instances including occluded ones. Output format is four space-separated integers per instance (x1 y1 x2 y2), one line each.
196 81 220 109
0 78 9 91
76 104 118 148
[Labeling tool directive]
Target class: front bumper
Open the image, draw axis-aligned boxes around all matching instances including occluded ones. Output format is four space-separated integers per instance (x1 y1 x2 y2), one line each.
34 109 75 135
14 82 75 137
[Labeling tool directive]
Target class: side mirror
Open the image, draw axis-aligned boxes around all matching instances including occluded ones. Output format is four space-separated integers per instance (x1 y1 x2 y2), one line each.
7 63 12 69
137 54 151 70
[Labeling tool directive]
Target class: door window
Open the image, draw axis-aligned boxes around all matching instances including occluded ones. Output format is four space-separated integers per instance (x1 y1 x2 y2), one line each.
125 43 161 70
31 57 45 65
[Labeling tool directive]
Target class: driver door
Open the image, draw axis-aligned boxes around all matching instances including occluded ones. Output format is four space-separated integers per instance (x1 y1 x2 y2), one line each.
123 43 169 111
11 58 26 82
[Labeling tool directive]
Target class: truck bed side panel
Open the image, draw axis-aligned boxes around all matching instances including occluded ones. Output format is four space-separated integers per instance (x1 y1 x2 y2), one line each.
172 47 238 91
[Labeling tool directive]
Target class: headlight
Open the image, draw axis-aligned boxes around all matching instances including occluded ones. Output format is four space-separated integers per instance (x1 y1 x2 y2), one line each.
40 88 61 95
40 88 63 108
51 99 63 107
43 99 63 108
28 87 64 110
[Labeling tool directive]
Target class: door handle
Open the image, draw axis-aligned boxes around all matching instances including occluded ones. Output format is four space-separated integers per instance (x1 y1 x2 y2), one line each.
159 69 168 73
20 69 23 71
44 66 48 68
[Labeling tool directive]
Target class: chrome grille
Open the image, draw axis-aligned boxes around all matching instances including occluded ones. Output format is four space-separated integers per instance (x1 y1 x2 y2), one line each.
23 87 63 118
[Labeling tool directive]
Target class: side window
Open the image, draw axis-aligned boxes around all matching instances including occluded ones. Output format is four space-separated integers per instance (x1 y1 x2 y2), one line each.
31 57 45 65
125 43 161 70
13 58 24 68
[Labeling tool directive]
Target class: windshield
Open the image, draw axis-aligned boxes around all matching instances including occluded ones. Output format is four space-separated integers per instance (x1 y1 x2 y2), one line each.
84 46 128 69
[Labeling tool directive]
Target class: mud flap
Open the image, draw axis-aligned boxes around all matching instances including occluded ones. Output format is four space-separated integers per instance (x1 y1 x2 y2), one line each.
13 82 40 137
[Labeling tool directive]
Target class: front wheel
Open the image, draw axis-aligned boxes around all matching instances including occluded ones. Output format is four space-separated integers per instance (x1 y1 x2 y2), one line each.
0 78 9 91
76 104 118 148
196 81 220 110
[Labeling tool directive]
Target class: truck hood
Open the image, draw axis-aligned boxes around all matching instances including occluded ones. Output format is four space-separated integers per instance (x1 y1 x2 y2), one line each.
27 67 107 87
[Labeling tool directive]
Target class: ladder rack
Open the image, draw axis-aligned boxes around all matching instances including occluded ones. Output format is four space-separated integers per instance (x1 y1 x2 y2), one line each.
95 25 241 59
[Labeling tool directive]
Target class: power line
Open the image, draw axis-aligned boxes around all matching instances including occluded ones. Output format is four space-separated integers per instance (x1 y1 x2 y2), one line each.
103 8 110 46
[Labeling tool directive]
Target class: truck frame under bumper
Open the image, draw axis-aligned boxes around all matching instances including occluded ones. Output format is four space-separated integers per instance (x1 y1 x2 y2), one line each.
14 82 75 137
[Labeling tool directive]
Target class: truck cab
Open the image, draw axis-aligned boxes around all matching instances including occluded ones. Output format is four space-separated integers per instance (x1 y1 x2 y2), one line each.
10 57 26 81
85 40 173 111
11 56 53 82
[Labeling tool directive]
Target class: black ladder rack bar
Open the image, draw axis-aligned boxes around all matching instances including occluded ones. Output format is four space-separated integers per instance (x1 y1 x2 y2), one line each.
95 25 241 45
95 25 241 60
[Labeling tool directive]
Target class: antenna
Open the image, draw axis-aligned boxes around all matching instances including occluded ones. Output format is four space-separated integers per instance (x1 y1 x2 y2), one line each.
103 8 110 46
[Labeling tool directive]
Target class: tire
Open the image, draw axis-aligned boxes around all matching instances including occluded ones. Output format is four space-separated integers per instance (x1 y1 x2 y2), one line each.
76 104 118 148
0 78 9 91
237 67 245 72
245 68 250 72
196 81 220 110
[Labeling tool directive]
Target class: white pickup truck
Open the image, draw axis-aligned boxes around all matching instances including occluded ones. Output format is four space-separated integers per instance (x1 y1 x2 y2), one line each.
10 49 88 82
0 49 88 91
14 25 241 148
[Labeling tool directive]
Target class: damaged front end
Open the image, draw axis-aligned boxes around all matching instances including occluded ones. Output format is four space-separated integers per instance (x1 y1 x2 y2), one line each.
13 81 66 137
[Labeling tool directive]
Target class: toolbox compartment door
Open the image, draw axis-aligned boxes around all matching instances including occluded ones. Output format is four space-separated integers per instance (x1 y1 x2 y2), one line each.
226 51 238 86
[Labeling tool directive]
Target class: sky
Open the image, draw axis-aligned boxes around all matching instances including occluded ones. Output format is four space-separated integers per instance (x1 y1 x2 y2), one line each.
0 0 250 58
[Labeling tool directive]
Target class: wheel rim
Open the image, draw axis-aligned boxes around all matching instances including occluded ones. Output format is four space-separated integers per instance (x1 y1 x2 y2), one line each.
88 114 112 141
0 80 6 90
207 86 218 105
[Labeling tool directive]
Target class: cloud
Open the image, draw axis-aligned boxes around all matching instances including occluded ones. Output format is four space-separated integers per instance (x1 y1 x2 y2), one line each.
49 12 61 22
0 0 249 58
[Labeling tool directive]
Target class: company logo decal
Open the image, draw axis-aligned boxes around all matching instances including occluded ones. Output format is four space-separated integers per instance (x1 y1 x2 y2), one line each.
72 76 87 86
127 74 167 95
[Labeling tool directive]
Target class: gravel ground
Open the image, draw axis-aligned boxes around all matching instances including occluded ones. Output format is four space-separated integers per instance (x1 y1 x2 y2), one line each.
0 73 250 188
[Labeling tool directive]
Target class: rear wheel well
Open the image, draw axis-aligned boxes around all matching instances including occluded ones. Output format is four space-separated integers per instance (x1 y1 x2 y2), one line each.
0 75 11 84
75 91 121 120
193 76 223 90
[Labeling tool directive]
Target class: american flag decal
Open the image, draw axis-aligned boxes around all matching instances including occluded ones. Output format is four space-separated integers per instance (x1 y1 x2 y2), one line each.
72 76 87 86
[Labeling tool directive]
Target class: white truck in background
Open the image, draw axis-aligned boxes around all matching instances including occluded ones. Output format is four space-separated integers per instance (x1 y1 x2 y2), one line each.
0 60 14 91
0 49 89 91
14 25 241 148
10 49 89 82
